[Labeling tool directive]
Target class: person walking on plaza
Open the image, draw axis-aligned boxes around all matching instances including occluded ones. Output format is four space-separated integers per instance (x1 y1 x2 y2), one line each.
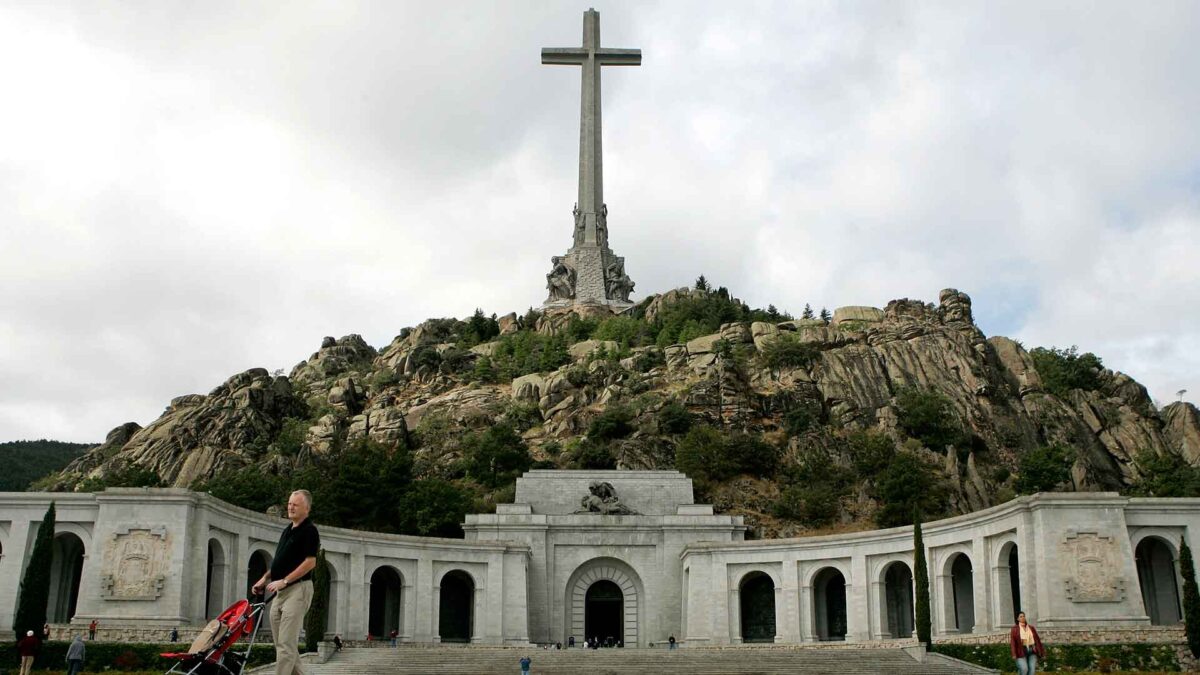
519 655 531 674
668 634 676 650
17 630 40 675
1010 611 1046 675
389 628 398 647
88 620 97 640
66 635 86 675
170 627 179 642
42 624 51 642
252 490 319 675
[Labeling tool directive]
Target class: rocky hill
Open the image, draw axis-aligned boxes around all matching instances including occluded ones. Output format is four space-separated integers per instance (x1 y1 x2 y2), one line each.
43 287 1200 537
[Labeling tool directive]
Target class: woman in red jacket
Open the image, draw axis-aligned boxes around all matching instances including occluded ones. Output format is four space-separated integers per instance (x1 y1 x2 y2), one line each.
1010 611 1046 674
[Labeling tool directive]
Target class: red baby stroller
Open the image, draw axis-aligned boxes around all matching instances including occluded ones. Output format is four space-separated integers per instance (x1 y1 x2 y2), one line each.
161 594 272 675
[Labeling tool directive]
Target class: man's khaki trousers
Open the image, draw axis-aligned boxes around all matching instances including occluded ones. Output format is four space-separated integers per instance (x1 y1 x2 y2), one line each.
19 655 34 675
270 580 314 675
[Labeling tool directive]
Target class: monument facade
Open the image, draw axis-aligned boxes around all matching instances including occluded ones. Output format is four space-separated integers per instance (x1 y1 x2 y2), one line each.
1 474 1198 647
542 9 637 309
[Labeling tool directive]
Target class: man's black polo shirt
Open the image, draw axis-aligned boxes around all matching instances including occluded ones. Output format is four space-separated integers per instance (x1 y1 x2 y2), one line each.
270 518 319 582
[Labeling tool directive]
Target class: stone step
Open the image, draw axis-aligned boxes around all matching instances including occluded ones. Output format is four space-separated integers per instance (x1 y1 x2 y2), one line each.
301 646 992 675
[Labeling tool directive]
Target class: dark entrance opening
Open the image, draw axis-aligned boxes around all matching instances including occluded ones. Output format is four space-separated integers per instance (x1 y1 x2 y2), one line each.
247 550 271 598
814 568 847 641
585 580 623 645
438 570 474 643
739 572 776 643
884 562 914 639
1008 544 1022 618
369 566 403 639
48 533 85 623
1137 537 1182 625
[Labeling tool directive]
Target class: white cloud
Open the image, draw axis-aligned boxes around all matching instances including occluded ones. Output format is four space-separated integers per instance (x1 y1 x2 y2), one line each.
1 1 1198 442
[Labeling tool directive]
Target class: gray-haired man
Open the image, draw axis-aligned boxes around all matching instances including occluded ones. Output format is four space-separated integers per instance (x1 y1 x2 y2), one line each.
252 490 319 675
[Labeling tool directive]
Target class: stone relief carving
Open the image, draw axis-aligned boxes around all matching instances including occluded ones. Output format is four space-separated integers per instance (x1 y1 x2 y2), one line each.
100 526 170 601
572 203 583 245
1061 531 1125 602
604 259 634 303
575 481 639 515
546 256 577 302
596 203 608 246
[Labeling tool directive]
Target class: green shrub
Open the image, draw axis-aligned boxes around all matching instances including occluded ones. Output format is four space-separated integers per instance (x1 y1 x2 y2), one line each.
758 332 820 371
894 387 965 451
587 405 636 442
773 483 840 527
657 401 693 435
1015 444 1072 494
846 430 895 478
724 433 779 478
78 464 165 492
633 348 666 372
305 549 330 650
1030 345 1104 397
1130 450 1200 497
873 451 950 528
783 400 822 436
675 426 779 483
194 468 290 514
592 316 650 347
569 439 616 469
931 641 1180 672
462 424 532 488
397 479 473 538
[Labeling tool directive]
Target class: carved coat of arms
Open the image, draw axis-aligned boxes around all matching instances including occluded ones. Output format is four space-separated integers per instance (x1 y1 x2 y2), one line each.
1062 531 1125 602
100 526 170 601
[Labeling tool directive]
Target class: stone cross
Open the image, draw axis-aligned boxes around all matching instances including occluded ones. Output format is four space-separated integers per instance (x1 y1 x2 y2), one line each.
542 8 640 250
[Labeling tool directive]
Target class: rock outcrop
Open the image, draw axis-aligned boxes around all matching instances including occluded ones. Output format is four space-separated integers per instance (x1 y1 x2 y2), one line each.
49 288 1200 536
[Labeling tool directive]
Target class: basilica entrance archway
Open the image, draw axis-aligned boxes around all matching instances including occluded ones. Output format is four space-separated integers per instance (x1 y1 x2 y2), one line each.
48 533 85 623
566 558 642 648
739 572 776 643
437 570 474 643
1136 537 1181 625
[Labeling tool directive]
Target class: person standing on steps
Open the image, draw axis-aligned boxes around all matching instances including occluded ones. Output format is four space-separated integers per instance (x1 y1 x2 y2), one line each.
1009 611 1046 675
88 620 97 641
17 630 39 675
519 655 531 674
668 634 676 650
252 490 319 675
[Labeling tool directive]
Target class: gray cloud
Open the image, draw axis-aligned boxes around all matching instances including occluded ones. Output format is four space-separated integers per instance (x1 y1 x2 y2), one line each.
2 1 1198 442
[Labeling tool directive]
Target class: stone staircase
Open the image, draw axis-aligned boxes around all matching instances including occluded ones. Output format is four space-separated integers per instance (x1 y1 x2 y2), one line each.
300 645 996 675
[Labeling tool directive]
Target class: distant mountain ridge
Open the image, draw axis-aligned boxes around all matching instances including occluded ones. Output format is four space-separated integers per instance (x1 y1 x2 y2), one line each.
0 440 93 491
40 286 1200 537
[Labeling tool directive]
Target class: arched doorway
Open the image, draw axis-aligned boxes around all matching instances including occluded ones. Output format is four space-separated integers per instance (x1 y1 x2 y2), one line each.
566 559 642 648
247 550 271 598
1137 537 1181 625
585 580 624 645
438 570 474 643
997 542 1021 623
739 572 776 643
205 539 227 619
48 533 85 622
369 566 403 639
948 553 975 633
813 567 847 641
883 562 914 639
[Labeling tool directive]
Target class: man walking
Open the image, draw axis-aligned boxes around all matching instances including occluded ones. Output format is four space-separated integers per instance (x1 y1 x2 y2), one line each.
252 490 319 675
17 630 39 675
66 635 86 675
88 620 97 641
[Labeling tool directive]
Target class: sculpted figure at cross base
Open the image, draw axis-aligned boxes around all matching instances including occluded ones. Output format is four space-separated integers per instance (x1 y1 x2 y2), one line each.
546 257 576 302
605 260 634 303
575 481 638 515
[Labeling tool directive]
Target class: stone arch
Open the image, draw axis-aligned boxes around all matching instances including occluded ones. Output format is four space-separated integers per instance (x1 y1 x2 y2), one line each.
247 549 272 598
369 565 403 639
48 532 85 622
565 558 643 648
205 538 227 619
812 566 847 641
996 540 1021 623
1136 536 1182 625
437 569 475 643
943 551 975 633
324 557 342 635
739 571 776 643
881 561 914 639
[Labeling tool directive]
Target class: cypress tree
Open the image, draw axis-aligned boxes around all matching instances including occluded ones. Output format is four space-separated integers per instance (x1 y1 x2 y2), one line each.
14 502 56 638
304 549 331 651
1181 538 1200 658
913 509 932 646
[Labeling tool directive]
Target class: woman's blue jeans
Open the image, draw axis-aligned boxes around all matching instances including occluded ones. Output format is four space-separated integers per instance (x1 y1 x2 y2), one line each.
1015 653 1038 675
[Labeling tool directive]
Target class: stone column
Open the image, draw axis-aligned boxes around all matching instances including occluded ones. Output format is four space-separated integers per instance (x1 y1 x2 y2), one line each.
348 549 366 639
848 554 869 642
778 556 801 643
728 586 741 644
418 558 435 642
402 579 416 641
971 537 990 633
870 578 886 639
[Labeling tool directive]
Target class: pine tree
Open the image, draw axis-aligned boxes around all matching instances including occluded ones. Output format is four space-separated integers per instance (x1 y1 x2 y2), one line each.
913 510 932 646
14 502 56 638
694 275 710 292
802 304 814 320
1181 538 1200 658
304 549 331 651
819 307 831 323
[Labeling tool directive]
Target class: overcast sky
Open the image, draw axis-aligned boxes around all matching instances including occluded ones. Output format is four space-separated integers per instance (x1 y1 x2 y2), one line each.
2 1 1198 444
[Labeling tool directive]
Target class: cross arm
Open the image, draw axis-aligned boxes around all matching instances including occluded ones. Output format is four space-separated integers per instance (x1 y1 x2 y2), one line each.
596 48 641 66
542 48 588 65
